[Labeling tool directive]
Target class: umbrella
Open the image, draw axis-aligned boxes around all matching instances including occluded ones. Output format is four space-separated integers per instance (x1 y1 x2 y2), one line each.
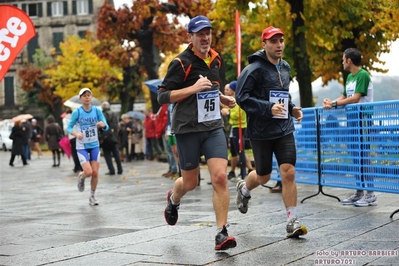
64 95 101 109
144 79 163 94
125 111 145 120
58 136 71 159
12 114 33 122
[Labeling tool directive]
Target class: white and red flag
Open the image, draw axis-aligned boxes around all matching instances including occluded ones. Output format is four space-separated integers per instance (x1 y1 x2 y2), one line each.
0 5 36 81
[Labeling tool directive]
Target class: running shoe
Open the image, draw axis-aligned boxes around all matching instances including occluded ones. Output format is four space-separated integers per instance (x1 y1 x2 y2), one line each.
215 225 237 251
77 172 85 192
227 171 236 180
164 190 179 225
236 180 251 214
89 195 99 206
286 218 308 238
341 193 363 205
354 194 377 207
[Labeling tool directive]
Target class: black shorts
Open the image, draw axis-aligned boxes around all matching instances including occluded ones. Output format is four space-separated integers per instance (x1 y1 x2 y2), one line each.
251 133 296 176
175 128 227 170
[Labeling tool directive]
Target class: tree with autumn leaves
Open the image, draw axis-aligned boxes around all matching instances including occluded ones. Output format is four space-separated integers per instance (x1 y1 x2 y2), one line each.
210 0 399 107
18 0 399 115
18 35 121 122
45 35 121 101
96 0 213 112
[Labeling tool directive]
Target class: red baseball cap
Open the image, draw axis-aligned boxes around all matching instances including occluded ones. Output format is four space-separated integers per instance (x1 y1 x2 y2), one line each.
262 26 284 41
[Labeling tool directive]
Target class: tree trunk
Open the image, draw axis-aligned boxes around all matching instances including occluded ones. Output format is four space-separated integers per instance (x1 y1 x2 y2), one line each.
137 18 161 113
53 96 64 130
341 37 357 85
288 0 314 107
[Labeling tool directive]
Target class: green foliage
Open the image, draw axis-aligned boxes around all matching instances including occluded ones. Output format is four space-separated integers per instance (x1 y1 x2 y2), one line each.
32 48 53 69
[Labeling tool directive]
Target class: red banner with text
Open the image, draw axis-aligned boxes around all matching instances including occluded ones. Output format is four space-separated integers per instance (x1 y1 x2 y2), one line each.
0 5 36 81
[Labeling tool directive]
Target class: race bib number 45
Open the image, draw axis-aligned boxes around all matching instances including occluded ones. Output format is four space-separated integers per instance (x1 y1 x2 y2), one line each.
197 90 221 123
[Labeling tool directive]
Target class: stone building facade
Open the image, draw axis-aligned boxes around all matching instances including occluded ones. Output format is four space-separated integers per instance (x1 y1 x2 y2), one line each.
0 0 114 120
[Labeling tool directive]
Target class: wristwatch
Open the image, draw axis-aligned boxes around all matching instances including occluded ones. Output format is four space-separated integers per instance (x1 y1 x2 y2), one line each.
332 101 337 108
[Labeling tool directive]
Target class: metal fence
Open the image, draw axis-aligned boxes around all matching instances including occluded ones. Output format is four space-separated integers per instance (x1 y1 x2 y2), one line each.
270 101 399 216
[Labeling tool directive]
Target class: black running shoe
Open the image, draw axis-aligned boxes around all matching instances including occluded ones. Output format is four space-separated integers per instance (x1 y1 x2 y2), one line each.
215 225 237 251
164 190 179 225
227 171 236 180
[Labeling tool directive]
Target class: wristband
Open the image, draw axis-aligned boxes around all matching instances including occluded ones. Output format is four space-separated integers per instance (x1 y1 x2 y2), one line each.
332 101 337 108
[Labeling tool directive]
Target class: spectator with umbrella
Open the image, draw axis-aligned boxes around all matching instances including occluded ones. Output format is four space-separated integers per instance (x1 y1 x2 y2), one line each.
9 120 29 166
21 119 32 160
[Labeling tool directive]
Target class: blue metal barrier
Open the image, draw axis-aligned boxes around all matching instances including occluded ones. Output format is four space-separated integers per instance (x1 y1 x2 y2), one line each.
265 100 399 218
319 101 399 194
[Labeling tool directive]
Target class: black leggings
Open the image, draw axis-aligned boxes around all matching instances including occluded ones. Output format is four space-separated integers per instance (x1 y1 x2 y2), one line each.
52 149 61 166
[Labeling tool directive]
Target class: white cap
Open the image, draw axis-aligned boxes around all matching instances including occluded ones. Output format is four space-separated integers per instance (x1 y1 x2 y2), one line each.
32 118 37 122
79 88 92 97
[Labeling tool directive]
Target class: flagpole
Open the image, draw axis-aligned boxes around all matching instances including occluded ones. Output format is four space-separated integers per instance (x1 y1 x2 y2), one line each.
236 10 246 178
236 10 243 153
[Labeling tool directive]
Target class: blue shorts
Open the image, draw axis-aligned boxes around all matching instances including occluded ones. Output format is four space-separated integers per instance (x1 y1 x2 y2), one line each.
77 147 101 164
175 128 227 170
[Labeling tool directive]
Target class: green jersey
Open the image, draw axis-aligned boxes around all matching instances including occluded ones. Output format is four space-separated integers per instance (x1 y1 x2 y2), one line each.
343 68 373 103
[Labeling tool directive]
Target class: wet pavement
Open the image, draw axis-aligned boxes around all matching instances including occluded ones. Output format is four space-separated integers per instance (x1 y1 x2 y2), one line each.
0 151 398 266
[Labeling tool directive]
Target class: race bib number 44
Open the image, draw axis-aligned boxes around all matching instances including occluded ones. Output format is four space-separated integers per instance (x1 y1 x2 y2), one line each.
270 90 289 119
197 90 221 123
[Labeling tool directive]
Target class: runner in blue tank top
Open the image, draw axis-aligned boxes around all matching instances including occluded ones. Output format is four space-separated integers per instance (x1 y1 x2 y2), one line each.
67 88 109 206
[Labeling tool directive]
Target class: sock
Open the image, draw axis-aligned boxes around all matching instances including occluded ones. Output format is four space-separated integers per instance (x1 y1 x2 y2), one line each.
170 194 179 205
241 184 251 197
91 190 95 197
366 191 374 196
216 225 226 233
355 190 364 196
286 207 297 222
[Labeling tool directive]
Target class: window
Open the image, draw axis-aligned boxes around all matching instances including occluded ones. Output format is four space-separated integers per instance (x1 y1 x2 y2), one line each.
52 2 63 17
77 0 88 15
22 3 43 17
72 0 93 15
28 3 38 16
53 32 64 52
27 35 39 63
48 1 68 17
78 31 86 39
4 77 15 106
